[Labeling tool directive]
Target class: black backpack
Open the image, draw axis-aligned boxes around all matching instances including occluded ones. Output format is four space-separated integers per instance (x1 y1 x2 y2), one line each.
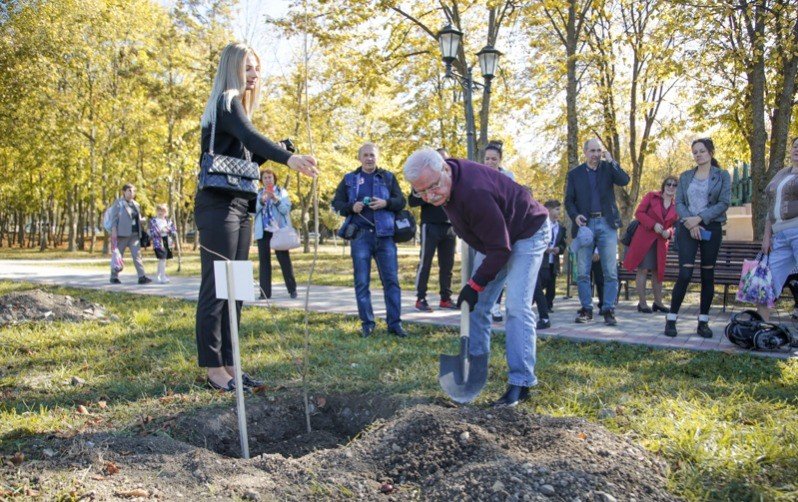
393 210 416 243
725 310 793 351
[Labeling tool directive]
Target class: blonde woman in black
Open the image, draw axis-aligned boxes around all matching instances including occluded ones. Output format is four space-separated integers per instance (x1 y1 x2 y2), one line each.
196 43 317 391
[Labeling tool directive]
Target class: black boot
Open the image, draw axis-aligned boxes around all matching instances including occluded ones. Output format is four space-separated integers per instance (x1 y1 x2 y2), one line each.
664 320 677 337
697 321 713 338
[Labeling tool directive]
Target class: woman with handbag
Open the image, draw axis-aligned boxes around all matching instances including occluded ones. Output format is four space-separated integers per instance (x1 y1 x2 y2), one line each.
196 43 317 392
664 138 731 338
255 169 298 300
622 176 678 313
757 137 798 321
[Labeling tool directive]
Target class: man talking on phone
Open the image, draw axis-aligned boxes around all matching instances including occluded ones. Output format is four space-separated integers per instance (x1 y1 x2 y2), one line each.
564 139 630 326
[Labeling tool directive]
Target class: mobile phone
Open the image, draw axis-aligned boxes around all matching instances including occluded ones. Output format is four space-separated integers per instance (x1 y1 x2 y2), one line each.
363 196 372 205
699 228 711 241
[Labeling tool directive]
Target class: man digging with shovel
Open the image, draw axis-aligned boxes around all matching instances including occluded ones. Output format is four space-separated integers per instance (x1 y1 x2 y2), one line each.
403 148 550 407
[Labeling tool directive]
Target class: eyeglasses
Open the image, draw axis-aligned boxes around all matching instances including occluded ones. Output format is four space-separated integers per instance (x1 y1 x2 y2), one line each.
665 182 678 187
412 172 444 198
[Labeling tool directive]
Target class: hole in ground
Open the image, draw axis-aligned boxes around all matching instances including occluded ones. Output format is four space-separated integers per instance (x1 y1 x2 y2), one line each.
169 393 413 458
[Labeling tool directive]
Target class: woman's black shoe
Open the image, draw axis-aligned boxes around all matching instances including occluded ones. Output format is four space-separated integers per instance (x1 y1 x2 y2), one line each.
664 320 677 337
207 377 235 392
697 321 713 338
637 304 653 314
652 303 669 313
241 373 264 388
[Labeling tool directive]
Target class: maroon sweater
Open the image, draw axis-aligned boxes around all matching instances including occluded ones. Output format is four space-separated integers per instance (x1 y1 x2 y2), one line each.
443 159 548 288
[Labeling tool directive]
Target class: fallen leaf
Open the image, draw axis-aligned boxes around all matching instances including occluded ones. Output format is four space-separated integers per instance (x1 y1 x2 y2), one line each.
91 475 106 481
24 488 39 496
315 396 327 408
577 432 587 440
141 415 152 424
10 452 24 465
116 488 149 498
98 400 107 409
104 461 120 475
250 385 269 394
76 405 89 415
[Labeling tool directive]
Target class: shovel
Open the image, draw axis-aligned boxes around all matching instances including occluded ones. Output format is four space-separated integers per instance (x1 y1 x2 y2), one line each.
439 302 489 404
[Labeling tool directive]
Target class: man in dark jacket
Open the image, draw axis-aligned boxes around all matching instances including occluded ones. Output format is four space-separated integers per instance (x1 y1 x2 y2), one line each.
332 143 407 338
564 139 630 326
408 150 457 311
534 200 567 329
403 147 550 407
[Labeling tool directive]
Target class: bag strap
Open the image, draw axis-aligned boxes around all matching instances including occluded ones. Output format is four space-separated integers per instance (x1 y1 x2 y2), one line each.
208 96 251 162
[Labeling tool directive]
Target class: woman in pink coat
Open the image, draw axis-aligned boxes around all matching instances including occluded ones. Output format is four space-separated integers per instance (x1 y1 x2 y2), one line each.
623 176 679 313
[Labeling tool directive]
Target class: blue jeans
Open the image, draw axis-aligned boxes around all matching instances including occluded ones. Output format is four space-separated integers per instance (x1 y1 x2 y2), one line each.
769 226 798 296
576 217 619 312
469 221 549 387
350 228 402 330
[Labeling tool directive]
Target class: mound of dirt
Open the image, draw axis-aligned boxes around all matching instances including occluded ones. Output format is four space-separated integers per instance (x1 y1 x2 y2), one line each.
0 289 107 326
3 394 678 501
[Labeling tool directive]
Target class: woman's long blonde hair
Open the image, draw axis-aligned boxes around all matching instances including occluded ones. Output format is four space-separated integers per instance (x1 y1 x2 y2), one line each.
200 43 262 128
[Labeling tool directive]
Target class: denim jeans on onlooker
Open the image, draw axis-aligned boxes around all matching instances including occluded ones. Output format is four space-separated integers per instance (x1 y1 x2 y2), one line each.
768 226 798 298
350 228 402 330
576 217 618 312
469 220 549 387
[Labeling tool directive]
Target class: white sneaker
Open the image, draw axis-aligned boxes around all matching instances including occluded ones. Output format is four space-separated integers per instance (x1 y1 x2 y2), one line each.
491 304 503 322
158 276 170 284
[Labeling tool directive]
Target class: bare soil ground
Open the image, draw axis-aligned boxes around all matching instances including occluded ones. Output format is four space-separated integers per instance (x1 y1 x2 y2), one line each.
2 393 677 501
0 289 109 326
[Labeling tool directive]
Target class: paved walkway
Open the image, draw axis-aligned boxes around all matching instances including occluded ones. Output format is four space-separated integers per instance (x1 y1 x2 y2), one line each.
1 260 795 359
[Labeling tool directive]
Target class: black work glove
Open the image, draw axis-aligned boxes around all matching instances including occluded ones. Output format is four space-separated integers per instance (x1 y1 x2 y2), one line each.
456 284 479 312
280 138 296 153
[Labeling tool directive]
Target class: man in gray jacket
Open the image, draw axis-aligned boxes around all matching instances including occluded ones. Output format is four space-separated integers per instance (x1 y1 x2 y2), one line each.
109 183 151 284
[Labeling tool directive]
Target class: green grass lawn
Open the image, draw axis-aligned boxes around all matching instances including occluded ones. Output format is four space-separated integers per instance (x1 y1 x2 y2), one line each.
0 280 796 500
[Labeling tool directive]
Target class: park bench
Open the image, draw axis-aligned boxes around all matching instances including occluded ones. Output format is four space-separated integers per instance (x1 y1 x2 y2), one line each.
566 240 761 311
617 240 760 311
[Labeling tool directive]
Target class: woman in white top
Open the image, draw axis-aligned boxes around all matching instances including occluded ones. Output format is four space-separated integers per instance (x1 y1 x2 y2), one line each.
759 137 798 320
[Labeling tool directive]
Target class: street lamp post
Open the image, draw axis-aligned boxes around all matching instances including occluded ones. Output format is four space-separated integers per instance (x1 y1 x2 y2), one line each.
437 24 501 162
437 24 502 282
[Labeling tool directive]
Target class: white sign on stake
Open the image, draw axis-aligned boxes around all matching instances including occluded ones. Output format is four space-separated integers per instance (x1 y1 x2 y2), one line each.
213 260 254 459
214 260 256 302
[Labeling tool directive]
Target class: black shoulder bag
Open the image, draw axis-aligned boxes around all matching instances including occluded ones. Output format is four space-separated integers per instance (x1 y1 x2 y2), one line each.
198 109 260 198
620 220 639 247
393 210 416 243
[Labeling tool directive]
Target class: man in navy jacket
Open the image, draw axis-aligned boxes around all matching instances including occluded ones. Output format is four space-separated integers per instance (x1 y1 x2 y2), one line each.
332 143 407 339
403 147 550 407
564 139 630 326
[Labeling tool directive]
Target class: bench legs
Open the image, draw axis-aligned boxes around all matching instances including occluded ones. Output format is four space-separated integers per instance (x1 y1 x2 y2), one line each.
722 285 729 312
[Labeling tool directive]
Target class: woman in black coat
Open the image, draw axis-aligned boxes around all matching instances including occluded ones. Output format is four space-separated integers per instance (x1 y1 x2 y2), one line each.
196 42 317 391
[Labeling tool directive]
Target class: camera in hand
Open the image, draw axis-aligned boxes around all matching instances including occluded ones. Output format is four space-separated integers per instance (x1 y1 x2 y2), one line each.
363 196 372 206
280 138 296 153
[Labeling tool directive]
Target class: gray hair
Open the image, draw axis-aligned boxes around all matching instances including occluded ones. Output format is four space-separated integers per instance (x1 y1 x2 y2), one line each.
358 142 379 157
583 138 601 151
403 147 444 182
